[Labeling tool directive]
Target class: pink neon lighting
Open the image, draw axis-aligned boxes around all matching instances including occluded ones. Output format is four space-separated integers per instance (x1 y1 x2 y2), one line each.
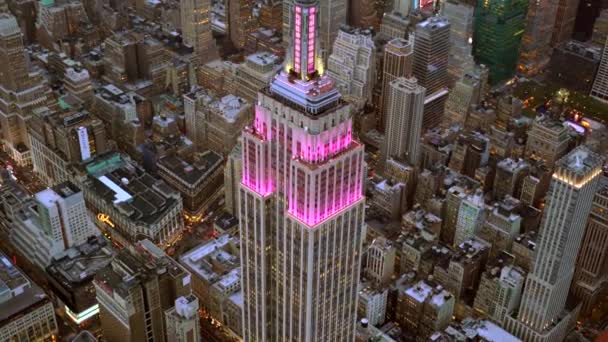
241 181 274 197
294 7 302 73
296 126 353 163
288 195 364 226
307 9 316 74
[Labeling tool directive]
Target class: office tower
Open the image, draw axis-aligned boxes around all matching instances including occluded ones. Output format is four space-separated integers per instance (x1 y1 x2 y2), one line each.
442 0 475 82
549 41 601 93
259 1 283 33
379 37 413 130
443 72 482 127
396 279 455 339
36 0 93 51
448 132 490 178
493 158 530 200
28 107 108 186
11 182 100 268
319 0 347 62
165 296 202 342
592 9 608 45
365 237 397 286
524 116 571 166
413 17 450 129
473 0 527 82
239 0 366 339
380 77 425 169
95 240 192 342
413 16 450 94
224 143 242 216
0 252 58 342
591 36 608 102
505 146 604 342
551 0 580 46
236 52 282 102
473 254 525 324
349 0 378 29
228 0 255 48
180 0 218 64
433 238 489 299
0 13 53 166
369 178 408 220
379 12 409 40
518 0 559 75
571 180 608 319
454 189 485 246
358 285 388 327
477 197 522 258
327 27 376 102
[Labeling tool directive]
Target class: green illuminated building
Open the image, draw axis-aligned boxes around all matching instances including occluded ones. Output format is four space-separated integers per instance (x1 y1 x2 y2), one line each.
473 0 528 83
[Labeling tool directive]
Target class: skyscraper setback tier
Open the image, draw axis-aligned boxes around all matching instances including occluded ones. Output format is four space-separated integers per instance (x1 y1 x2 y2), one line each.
239 0 366 340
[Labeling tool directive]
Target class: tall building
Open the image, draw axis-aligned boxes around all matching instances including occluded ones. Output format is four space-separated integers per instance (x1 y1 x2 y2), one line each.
327 27 376 102
165 296 201 342
379 37 413 130
592 9 608 46
505 146 604 342
571 180 608 319
549 40 601 93
180 0 218 64
94 240 192 342
524 116 571 166
11 182 100 268
380 77 425 169
551 0 580 47
473 0 527 82
591 36 608 103
413 16 450 94
454 189 485 246
0 251 58 342
413 16 451 130
239 0 366 339
228 0 255 48
518 0 559 75
473 254 525 324
319 0 347 62
224 142 242 216
0 13 54 166
441 0 475 82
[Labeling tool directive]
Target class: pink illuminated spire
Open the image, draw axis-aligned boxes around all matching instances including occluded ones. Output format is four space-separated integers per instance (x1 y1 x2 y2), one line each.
290 0 320 80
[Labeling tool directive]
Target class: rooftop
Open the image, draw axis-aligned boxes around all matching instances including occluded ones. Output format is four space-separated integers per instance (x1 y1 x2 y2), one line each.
158 151 223 187
84 154 181 226
0 251 49 325
180 235 240 284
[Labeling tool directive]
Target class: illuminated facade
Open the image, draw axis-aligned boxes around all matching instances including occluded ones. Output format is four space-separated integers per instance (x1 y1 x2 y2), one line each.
505 146 604 342
239 0 366 339
518 0 558 75
473 0 527 82
180 0 218 64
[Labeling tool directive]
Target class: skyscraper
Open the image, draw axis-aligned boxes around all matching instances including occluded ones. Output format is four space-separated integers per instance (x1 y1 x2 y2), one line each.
380 77 425 168
413 16 451 130
505 146 604 342
413 16 450 95
571 179 608 319
379 37 413 130
551 0 581 47
327 27 376 102
473 0 527 82
180 0 218 64
0 13 53 166
591 36 608 103
518 0 559 75
239 0 366 339
441 0 475 83
165 296 202 342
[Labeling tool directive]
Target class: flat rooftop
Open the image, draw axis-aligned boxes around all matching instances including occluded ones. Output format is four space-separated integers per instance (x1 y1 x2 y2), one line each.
0 252 49 324
180 235 239 283
158 151 223 187
85 154 180 226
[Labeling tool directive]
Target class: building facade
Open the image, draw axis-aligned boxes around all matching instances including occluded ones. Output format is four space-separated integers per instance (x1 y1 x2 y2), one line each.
239 0 366 339
505 146 604 342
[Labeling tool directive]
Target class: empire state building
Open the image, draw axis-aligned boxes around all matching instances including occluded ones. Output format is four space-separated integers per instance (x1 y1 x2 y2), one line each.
238 0 367 340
